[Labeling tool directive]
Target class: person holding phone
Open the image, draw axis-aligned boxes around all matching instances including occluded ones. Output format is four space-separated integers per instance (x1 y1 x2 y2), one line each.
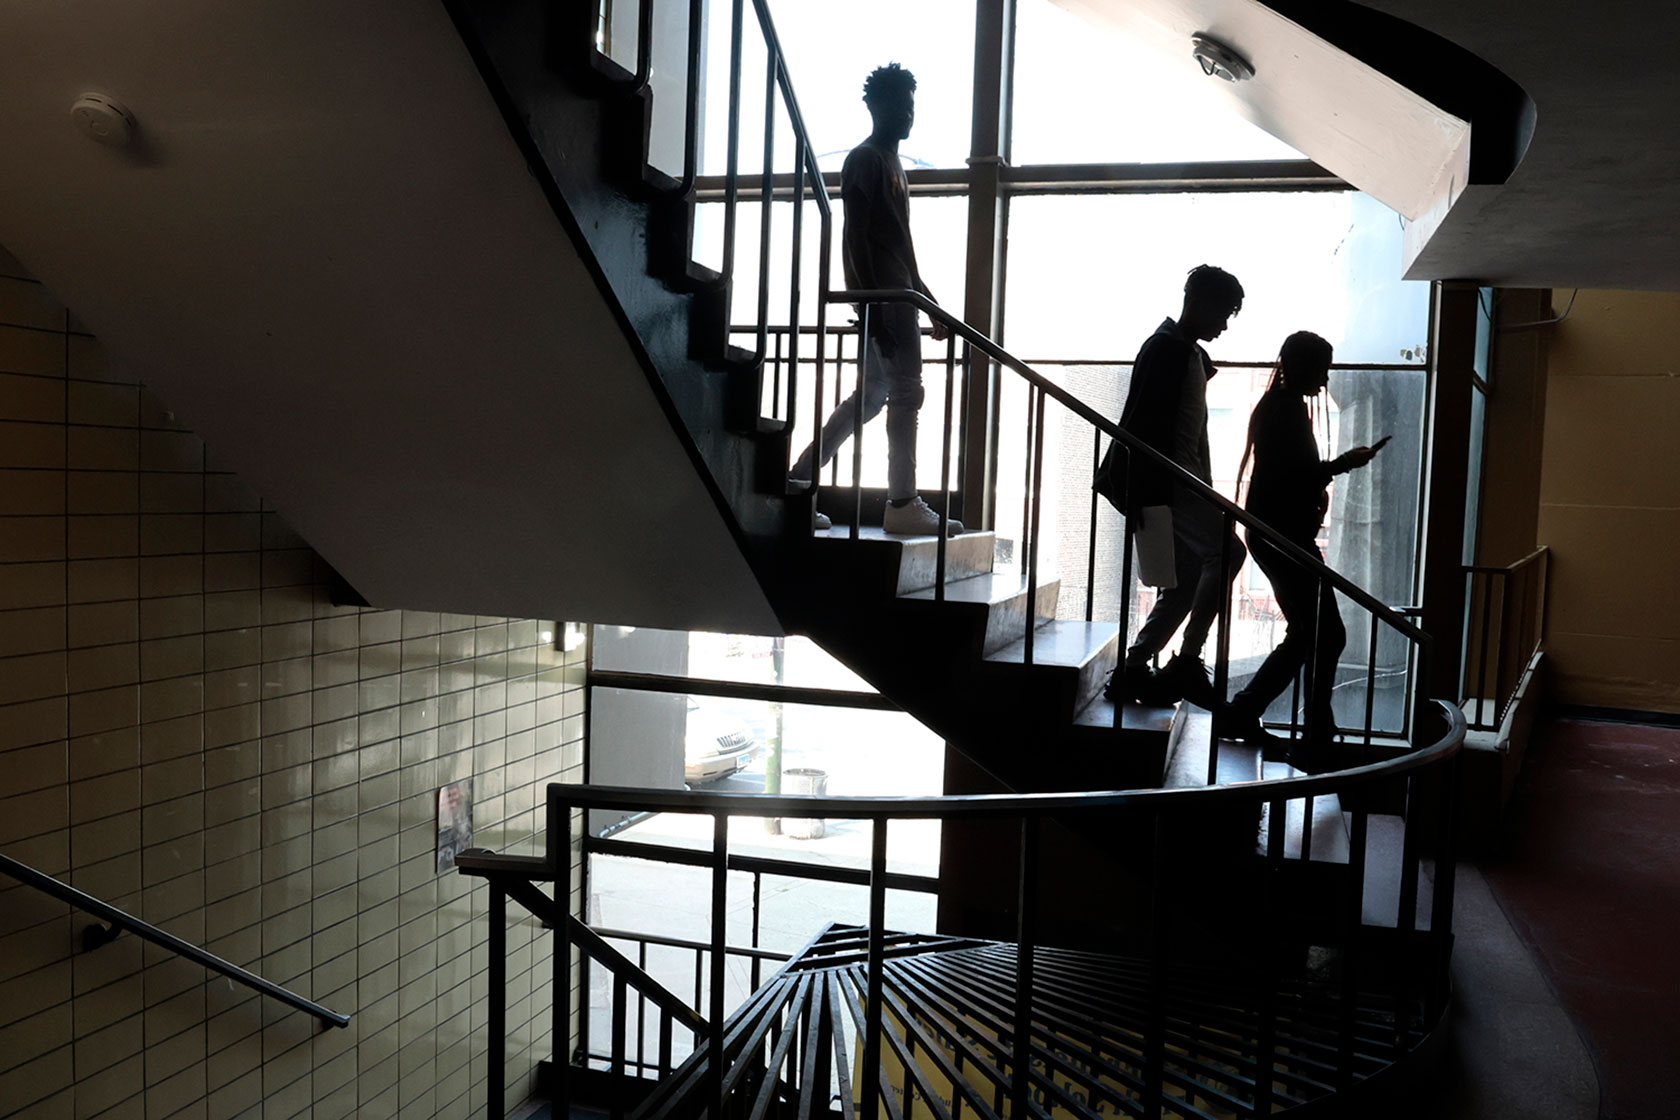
1217 331 1385 771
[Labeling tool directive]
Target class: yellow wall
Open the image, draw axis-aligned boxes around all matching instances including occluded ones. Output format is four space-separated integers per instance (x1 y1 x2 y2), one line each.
1539 288 1680 711
0 248 585 1119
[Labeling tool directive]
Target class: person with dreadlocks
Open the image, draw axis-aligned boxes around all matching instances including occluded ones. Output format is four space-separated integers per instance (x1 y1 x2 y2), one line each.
790 63 960 536
1216 330 1386 771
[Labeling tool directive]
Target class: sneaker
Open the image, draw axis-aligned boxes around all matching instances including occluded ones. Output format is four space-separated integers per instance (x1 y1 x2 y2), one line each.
1211 707 1288 755
1160 655 1220 710
1105 661 1160 705
882 496 963 537
812 511 833 531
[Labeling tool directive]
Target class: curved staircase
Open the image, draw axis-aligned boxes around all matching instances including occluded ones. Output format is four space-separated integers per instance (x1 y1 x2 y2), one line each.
441 2 1464 1116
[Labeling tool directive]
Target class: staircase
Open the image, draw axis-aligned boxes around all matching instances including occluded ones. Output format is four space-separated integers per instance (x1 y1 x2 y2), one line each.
442 2 1462 1116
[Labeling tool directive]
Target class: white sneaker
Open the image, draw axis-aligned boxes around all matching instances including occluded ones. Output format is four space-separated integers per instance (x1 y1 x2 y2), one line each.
812 511 832 531
882 496 963 537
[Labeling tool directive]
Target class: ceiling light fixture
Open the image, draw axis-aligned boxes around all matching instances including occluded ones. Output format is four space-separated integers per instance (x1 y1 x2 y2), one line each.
71 92 136 147
1191 34 1255 82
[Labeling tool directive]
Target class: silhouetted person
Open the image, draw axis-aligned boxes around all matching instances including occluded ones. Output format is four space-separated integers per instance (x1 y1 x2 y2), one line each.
1217 331 1384 771
790 63 959 536
1108 265 1247 708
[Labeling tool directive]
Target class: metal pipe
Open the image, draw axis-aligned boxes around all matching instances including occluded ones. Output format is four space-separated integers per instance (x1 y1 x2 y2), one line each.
0 853 349 1028
1012 818 1040 1120
755 52 776 362
936 330 957 595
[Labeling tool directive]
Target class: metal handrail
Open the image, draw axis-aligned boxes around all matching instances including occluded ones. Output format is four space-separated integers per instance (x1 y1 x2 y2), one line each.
0 852 350 1029
1462 546 1549 730
554 699 1464 821
827 286 1428 646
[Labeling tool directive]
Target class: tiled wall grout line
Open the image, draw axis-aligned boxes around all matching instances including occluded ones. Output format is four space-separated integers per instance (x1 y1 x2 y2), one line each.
0 259 586 1119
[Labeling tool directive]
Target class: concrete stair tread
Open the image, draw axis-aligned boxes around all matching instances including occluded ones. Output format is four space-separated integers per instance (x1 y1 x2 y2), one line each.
985 620 1118 669
1359 812 1433 929
1072 695 1177 734
901 567 1042 605
1256 760 1351 863
811 527 998 595
1163 710 1265 789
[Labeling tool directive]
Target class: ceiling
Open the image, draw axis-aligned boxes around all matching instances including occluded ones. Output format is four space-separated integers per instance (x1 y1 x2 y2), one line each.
1357 0 1680 289
0 1 781 633
1058 0 1680 290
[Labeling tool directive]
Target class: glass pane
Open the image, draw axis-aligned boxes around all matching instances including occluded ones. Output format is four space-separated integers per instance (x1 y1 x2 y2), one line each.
593 627 875 691
1003 191 1430 367
1011 0 1302 165
758 0 978 173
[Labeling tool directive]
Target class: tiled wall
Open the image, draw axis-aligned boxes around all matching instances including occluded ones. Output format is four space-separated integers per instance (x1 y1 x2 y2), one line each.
0 248 586 1119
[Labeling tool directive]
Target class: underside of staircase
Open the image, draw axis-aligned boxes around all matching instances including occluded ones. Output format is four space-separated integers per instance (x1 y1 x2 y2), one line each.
448 0 1178 804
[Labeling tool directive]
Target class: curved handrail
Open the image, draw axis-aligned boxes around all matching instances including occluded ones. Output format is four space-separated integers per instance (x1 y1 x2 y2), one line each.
0 852 351 1029
552 701 1465 821
829 286 1427 647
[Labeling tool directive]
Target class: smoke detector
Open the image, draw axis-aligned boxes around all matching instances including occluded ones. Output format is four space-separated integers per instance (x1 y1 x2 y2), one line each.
71 93 136 147
1191 34 1255 82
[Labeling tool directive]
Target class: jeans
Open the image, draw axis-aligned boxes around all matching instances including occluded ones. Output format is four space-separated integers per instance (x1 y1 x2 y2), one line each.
1231 535 1346 733
790 304 924 502
1126 490 1246 667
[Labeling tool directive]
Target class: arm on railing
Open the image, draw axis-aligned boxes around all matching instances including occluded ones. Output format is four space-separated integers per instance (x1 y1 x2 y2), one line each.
827 286 1427 646
0 852 350 1029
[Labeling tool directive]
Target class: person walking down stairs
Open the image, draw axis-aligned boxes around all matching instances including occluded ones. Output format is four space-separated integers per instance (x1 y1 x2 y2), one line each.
788 64 961 537
1103 265 1247 709
1215 331 1386 771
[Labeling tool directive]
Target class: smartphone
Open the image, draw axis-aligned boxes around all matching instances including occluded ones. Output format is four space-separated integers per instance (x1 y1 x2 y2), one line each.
1372 434 1393 452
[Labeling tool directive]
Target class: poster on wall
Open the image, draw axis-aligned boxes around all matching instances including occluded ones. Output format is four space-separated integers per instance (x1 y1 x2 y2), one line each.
436 778 474 873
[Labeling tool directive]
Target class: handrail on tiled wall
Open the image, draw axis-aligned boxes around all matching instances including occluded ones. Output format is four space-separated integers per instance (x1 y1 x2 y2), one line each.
0 852 352 1029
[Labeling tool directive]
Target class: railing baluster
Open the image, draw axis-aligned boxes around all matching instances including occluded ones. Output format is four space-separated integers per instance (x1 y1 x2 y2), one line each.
611 973 629 1120
719 0 746 335
1020 384 1035 592
1143 811 1167 1120
660 1011 674 1077
936 330 956 597
1087 428 1100 623
679 0 703 195
851 304 869 541
1493 570 1511 726
810 206 830 522
751 870 764 992
710 813 730 1119
637 941 650 1077
1393 773 1423 1054
787 152 805 431
547 794 568 1111
756 52 776 363
1116 452 1135 731
1363 615 1379 750
1013 817 1040 1120
489 884 507 1120
1477 569 1494 727
1340 809 1369 1088
1025 389 1046 666
863 819 889 1120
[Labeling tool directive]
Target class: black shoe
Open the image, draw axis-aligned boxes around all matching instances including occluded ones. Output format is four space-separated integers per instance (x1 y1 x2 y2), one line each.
1212 708 1288 754
1105 662 1172 705
1160 655 1220 710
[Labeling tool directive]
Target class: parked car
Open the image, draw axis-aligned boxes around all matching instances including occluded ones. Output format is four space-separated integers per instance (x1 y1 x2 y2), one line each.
684 699 764 785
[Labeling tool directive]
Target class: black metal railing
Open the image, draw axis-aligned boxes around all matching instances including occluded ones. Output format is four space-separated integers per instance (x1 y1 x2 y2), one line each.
1461 546 1550 731
0 852 350 1029
480 700 1462 1120
820 288 1433 768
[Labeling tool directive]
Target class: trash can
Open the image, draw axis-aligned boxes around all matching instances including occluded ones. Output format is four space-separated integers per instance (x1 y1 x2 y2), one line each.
781 768 827 839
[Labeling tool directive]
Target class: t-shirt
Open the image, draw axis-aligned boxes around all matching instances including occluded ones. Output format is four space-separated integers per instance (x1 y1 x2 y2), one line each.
840 141 918 291
1245 385 1335 544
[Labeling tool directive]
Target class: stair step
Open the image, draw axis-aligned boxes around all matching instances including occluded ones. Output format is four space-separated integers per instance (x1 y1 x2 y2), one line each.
1257 761 1350 863
1072 695 1177 735
986 620 1119 714
902 569 1060 656
1359 813 1433 929
1163 709 1264 789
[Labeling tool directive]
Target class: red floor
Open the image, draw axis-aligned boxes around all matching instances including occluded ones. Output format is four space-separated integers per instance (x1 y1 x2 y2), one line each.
1482 717 1680 1120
